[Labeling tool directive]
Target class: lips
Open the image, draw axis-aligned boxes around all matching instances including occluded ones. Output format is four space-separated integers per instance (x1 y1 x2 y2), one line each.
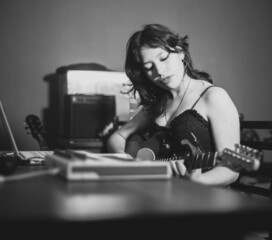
160 75 172 84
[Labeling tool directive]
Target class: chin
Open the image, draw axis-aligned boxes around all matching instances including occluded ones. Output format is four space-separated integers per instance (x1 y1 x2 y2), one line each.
167 82 181 90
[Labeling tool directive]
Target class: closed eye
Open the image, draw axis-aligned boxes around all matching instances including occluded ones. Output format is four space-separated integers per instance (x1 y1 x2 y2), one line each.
161 53 170 61
143 53 170 71
143 64 153 71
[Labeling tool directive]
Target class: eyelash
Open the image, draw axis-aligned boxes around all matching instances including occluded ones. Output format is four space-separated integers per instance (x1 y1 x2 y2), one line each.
161 53 169 61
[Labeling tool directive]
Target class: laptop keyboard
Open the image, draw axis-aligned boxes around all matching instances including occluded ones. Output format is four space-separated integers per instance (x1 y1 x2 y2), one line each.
19 151 53 159
18 151 53 165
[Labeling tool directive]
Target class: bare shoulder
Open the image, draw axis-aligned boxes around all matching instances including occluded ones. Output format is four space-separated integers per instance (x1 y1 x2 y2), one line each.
203 86 232 104
205 85 229 97
202 86 239 118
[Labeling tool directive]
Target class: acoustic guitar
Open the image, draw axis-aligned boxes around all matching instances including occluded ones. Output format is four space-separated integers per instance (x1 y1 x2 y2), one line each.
126 133 261 173
24 114 49 150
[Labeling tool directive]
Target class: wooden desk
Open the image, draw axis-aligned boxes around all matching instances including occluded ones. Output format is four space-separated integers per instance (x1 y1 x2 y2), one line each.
0 165 272 239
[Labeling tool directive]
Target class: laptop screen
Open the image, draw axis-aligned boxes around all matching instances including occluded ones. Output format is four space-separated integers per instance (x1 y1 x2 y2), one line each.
0 100 20 156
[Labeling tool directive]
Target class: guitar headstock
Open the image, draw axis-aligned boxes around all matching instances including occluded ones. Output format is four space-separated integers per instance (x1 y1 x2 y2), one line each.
24 114 48 149
219 144 261 172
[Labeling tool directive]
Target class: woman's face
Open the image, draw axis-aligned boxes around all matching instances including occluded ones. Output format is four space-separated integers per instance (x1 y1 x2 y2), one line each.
140 46 185 90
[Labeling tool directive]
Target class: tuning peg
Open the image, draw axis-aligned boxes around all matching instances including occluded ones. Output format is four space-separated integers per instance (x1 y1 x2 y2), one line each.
234 144 242 152
254 151 263 161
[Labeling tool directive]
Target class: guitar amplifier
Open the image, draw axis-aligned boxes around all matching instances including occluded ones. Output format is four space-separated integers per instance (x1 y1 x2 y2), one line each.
62 94 116 139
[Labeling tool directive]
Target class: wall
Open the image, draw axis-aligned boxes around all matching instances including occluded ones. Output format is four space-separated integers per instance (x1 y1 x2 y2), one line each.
0 0 271 150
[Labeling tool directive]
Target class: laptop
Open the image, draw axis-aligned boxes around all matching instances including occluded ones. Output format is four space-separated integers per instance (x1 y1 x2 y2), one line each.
0 100 53 165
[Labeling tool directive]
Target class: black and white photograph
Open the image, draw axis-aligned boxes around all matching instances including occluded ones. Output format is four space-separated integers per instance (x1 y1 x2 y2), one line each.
0 1 272 239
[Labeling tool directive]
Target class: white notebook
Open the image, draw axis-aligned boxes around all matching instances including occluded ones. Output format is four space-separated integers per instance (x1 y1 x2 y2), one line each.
45 150 172 181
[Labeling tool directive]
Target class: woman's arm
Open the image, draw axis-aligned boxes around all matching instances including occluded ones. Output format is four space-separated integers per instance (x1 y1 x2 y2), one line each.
106 109 150 154
175 87 240 186
195 87 240 186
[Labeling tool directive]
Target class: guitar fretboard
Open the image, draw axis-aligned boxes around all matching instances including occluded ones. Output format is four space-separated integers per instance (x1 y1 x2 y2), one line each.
155 151 218 171
191 152 218 170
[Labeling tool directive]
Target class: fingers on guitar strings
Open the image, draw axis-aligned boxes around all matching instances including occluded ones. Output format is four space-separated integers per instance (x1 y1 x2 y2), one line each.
169 160 187 177
175 160 187 176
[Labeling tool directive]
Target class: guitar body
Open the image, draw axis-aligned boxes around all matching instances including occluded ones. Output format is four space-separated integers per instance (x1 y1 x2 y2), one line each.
125 132 172 159
180 139 203 173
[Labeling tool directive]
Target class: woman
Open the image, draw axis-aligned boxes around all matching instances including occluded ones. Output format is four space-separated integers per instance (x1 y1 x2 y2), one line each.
107 24 240 186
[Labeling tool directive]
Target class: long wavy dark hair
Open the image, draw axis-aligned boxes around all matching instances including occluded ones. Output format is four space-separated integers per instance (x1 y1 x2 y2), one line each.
125 24 212 120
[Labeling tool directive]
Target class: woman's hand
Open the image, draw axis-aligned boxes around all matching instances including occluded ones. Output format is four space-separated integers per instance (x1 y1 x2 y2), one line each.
170 160 202 181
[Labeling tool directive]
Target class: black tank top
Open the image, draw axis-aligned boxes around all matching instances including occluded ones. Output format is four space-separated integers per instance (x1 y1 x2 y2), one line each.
149 86 215 157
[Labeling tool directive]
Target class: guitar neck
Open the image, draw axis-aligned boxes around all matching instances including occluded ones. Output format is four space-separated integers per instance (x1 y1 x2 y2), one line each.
36 134 49 150
155 151 218 171
137 139 260 173
189 152 218 170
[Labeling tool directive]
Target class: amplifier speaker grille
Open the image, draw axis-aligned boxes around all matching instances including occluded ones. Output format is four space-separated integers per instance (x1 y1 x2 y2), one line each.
63 95 115 139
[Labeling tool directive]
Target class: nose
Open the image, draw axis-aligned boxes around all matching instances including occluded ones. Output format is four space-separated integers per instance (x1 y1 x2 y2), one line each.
158 72 165 79
155 64 166 78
